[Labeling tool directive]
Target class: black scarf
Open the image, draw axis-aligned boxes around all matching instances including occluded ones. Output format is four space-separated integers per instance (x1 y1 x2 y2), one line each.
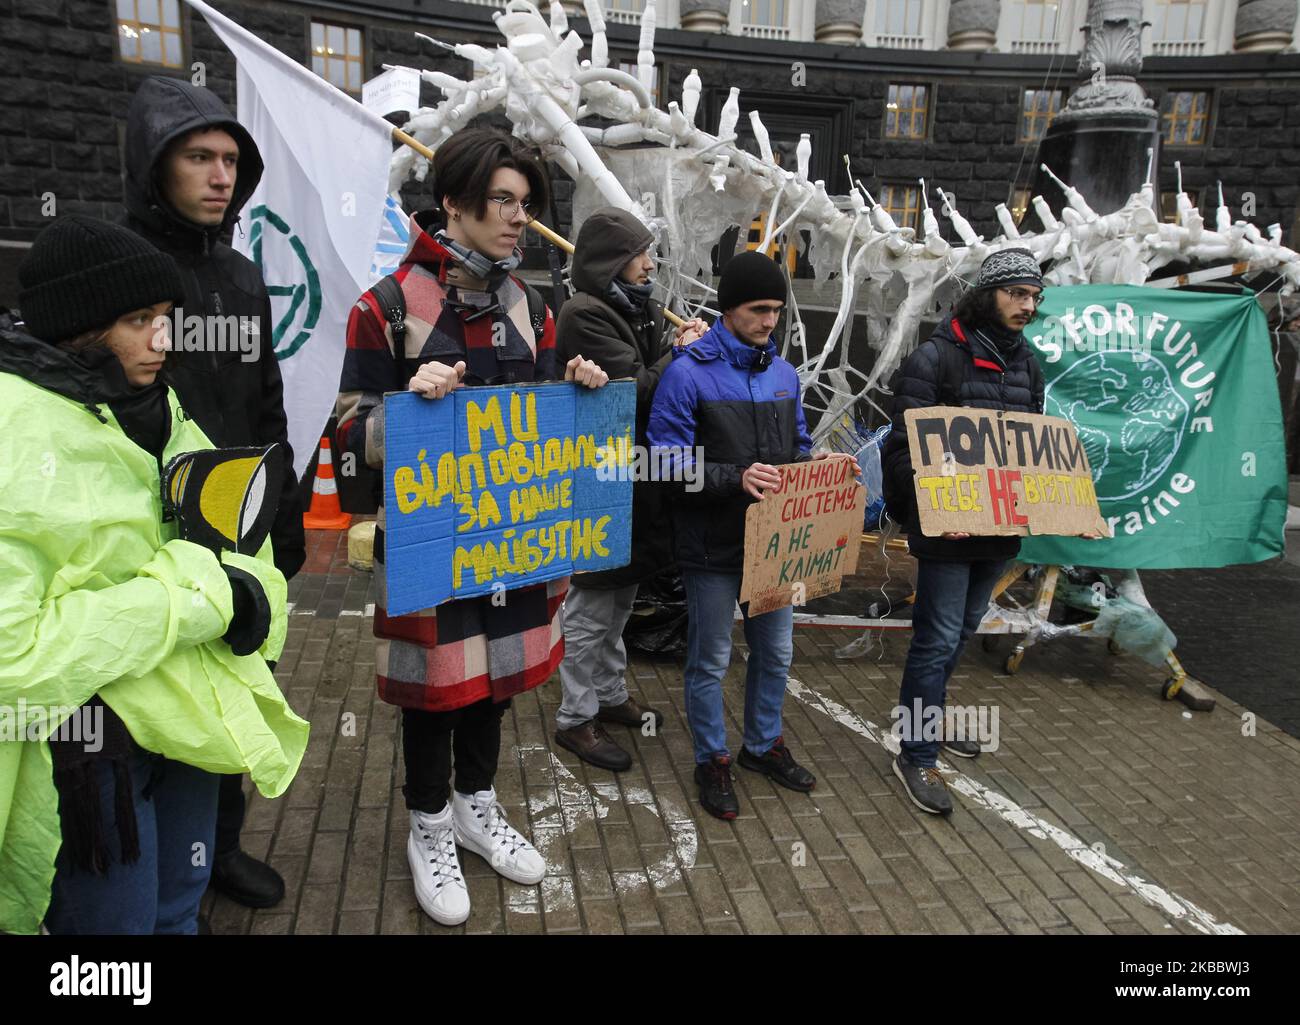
604 276 654 317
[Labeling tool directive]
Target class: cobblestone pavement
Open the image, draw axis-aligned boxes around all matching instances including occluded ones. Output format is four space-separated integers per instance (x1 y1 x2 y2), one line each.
201 529 1300 935
1144 558 1300 741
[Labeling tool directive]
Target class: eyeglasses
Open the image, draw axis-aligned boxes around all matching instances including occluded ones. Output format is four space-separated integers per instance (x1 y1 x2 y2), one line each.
487 195 540 221
1000 287 1045 307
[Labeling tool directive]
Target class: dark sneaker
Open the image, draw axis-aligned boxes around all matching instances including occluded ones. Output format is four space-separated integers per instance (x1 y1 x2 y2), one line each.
737 737 816 793
942 737 981 759
209 849 286 908
694 755 740 820
892 753 953 815
596 696 665 731
555 720 633 772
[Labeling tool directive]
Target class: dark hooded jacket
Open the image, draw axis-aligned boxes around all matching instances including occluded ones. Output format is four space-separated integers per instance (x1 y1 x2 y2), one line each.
122 76 304 579
558 208 673 589
881 315 1045 563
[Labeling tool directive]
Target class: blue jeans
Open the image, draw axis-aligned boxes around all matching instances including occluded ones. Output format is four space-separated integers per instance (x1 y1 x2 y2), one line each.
898 558 1006 768
45 745 219 935
682 571 793 765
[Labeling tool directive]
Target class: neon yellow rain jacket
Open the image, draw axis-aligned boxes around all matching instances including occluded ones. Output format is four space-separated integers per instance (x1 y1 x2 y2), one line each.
0 334 310 935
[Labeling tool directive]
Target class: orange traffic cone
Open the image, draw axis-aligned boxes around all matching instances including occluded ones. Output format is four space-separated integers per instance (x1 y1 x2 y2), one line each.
303 435 352 530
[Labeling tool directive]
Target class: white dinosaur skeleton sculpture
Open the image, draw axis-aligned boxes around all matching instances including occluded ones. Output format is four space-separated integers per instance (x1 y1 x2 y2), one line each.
389 0 1300 445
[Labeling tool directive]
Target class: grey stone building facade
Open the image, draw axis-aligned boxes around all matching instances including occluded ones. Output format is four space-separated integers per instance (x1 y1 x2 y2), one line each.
1 0 1299 302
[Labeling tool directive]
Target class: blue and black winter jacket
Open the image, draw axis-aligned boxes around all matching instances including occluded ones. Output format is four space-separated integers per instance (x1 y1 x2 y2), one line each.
647 320 812 573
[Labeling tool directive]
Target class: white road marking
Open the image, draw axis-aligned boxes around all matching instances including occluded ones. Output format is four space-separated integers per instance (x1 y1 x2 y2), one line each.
517 744 697 909
785 676 1244 936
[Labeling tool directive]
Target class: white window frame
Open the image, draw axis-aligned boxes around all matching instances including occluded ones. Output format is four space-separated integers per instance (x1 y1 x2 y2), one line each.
1148 0 1208 55
994 0 1080 55
1143 0 1237 56
863 0 940 49
729 0 807 41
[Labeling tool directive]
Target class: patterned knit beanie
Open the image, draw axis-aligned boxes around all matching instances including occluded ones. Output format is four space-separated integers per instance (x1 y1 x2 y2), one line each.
975 248 1044 291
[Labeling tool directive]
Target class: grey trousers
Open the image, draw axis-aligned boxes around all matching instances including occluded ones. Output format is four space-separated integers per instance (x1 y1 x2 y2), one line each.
556 583 639 730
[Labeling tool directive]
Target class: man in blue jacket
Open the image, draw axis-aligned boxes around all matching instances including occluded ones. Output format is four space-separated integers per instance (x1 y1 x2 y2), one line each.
647 251 816 820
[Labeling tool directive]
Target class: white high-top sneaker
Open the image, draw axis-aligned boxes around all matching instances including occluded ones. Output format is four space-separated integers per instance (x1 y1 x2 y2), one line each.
407 806 470 926
452 788 545 885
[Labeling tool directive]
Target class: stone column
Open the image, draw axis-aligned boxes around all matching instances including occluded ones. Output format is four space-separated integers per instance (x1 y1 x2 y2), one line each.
1234 0 1297 53
680 0 730 32
946 0 1000 51
815 0 865 44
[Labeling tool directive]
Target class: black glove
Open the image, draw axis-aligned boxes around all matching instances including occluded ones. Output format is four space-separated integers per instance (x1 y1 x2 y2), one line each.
222 564 272 656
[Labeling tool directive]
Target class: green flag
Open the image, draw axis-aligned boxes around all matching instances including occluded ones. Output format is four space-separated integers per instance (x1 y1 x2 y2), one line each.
1018 284 1286 569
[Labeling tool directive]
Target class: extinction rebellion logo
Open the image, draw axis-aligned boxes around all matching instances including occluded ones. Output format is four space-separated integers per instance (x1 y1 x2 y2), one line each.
247 204 322 360
1030 301 1216 539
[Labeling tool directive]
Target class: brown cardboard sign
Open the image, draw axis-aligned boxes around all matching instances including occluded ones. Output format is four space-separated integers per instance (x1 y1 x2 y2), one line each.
904 406 1108 537
740 455 865 615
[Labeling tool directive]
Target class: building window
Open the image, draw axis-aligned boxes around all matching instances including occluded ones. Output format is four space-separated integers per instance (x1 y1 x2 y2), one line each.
880 182 921 231
1009 187 1032 226
1160 189 1199 223
1152 0 1207 54
884 84 929 140
311 21 364 94
605 0 646 25
1019 89 1063 143
1008 0 1060 53
746 213 799 273
617 60 661 107
116 0 184 67
1161 91 1209 146
740 0 791 40
875 0 924 40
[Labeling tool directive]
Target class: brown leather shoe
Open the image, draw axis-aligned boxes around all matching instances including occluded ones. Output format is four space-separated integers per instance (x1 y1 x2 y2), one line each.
554 720 633 772
596 696 665 731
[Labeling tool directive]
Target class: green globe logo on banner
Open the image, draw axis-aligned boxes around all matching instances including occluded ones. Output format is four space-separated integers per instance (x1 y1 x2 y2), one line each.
248 205 322 361
1020 284 1286 569
1047 350 1191 502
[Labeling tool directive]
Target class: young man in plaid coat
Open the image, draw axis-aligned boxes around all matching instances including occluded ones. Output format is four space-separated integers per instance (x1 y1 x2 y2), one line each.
335 129 608 926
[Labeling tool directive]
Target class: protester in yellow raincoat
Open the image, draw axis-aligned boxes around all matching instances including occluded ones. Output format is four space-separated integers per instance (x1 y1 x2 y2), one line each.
0 215 309 935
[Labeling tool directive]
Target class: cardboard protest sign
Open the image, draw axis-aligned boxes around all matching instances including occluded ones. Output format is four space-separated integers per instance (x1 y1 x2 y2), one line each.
904 406 1108 537
740 455 865 615
383 381 635 615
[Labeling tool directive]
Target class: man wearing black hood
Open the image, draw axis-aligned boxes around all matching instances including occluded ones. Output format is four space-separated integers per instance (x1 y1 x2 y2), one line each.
123 75 302 908
882 249 1049 816
552 207 704 771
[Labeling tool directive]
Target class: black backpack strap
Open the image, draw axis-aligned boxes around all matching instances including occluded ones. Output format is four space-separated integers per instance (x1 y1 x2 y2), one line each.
936 335 967 407
522 281 548 341
369 273 409 386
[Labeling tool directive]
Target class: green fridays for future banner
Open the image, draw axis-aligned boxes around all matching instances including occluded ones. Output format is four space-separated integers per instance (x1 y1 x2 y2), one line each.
1017 285 1286 569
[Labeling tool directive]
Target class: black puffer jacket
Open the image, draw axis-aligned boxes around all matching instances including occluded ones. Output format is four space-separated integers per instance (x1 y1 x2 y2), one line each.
558 209 673 589
122 76 304 579
882 316 1044 562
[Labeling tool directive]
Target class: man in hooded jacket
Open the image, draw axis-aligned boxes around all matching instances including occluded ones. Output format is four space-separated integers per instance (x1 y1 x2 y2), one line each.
552 208 704 771
122 75 303 909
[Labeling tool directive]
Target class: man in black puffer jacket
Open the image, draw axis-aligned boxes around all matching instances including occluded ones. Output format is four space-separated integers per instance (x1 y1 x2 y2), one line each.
881 249 1046 816
122 76 302 909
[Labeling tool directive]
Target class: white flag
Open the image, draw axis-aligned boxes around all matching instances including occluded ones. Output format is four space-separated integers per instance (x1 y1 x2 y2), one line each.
185 0 396 481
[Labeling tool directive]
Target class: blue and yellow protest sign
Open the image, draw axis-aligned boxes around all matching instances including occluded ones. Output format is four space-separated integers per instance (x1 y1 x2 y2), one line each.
382 381 635 615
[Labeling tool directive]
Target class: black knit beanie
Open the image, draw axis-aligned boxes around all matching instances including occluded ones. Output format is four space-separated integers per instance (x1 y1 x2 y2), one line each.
18 214 186 343
717 250 787 312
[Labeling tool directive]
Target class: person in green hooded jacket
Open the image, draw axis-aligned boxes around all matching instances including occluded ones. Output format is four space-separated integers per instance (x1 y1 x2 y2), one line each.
0 215 309 935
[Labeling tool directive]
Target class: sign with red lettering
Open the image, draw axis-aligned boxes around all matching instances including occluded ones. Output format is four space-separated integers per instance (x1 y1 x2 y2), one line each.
903 406 1108 538
739 455 865 615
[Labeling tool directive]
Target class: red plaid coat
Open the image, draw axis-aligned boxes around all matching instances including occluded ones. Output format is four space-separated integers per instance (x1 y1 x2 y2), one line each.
335 213 565 712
